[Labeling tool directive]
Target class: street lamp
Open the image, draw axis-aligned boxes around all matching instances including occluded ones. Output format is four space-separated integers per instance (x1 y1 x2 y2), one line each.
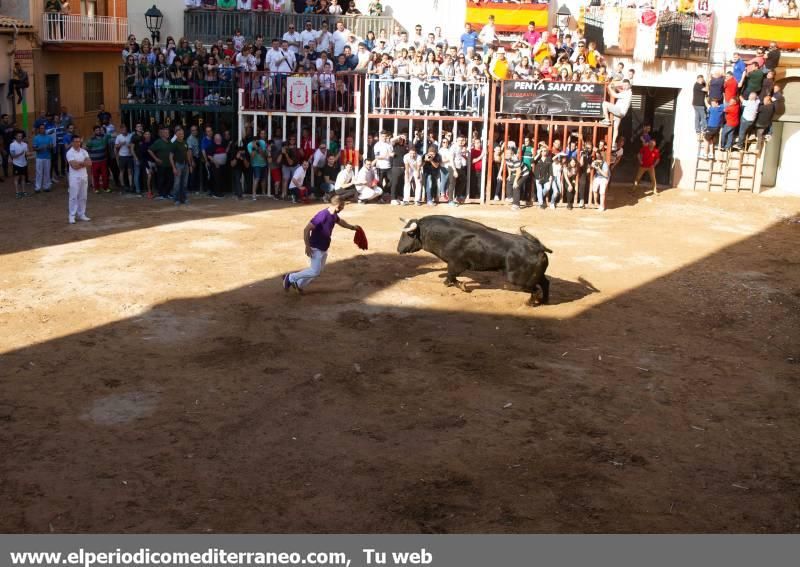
556 5 572 37
145 5 163 44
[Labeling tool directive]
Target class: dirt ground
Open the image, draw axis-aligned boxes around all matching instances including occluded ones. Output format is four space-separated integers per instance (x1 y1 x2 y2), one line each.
0 182 799 534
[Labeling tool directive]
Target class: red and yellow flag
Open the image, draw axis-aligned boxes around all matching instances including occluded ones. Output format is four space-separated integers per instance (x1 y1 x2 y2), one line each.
736 17 800 50
465 1 549 33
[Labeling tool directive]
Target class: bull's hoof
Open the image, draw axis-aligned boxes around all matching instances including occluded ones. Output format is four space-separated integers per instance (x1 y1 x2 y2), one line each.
456 281 471 293
444 280 455 288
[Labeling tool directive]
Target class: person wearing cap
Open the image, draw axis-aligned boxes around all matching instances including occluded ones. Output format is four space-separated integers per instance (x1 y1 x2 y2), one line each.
490 48 510 80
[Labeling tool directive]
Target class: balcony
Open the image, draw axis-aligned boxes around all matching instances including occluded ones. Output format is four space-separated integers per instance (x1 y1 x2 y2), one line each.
118 66 237 110
184 10 400 46
582 7 713 62
41 13 128 45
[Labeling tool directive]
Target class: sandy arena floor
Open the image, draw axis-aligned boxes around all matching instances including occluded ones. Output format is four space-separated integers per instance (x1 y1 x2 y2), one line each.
0 183 798 533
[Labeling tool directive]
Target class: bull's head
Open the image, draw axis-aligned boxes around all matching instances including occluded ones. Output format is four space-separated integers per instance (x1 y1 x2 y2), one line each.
396 218 422 255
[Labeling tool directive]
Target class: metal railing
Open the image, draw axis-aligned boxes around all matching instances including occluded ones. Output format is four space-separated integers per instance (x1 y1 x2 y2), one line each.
365 76 490 117
41 13 129 44
240 71 363 114
184 10 401 45
583 7 712 61
119 66 237 108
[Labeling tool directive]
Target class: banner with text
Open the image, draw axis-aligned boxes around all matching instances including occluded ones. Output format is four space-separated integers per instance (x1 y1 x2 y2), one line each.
501 81 605 118
1 535 799 567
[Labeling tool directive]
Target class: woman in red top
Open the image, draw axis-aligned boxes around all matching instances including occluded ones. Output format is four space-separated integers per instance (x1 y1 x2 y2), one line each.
469 138 484 200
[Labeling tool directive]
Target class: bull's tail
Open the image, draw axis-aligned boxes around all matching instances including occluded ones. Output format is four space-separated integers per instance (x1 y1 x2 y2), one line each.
519 227 553 254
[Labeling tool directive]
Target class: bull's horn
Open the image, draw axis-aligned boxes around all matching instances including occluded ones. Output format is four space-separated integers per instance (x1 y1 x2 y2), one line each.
399 217 407 223
402 222 418 233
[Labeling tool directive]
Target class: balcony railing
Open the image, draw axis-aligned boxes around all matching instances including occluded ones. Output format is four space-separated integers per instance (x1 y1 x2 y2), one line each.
583 7 712 61
184 10 401 46
42 13 129 44
118 66 237 108
240 71 362 114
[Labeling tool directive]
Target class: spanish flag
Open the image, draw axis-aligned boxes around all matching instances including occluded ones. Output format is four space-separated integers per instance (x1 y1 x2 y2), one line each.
736 17 800 50
466 1 549 33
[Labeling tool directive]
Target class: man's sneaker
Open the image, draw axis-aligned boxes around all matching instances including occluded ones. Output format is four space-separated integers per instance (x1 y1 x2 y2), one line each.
764 134 772 142
68 218 75 224
291 281 303 295
505 197 513 203
78 215 91 222
358 199 365 204
549 203 556 209
415 201 423 206
492 195 500 201
104 188 111 193
449 200 458 207
282 274 291 292
599 119 612 126
390 199 400 205
698 152 707 159
511 204 520 211
154 196 166 201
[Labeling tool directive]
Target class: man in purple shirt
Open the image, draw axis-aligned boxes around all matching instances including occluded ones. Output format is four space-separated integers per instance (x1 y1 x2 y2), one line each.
283 195 360 293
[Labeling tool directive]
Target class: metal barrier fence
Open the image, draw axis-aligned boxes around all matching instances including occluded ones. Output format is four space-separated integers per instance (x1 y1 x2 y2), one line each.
364 76 492 203
365 76 489 118
487 117 613 205
184 10 401 45
119 66 238 107
239 71 363 114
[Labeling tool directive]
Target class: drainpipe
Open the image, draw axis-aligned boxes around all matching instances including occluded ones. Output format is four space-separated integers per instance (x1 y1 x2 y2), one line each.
7 23 17 121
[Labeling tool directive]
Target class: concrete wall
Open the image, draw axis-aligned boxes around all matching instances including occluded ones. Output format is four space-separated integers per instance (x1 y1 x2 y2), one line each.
549 0 742 189
127 0 185 42
354 0 465 38
34 51 123 136
774 123 800 194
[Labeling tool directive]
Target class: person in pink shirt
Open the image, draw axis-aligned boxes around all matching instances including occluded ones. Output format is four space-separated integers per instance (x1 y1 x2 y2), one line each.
522 22 540 47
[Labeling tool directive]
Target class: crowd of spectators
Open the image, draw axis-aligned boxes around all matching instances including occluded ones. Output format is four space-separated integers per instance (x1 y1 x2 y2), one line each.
692 42 786 158
185 0 385 15
743 0 800 18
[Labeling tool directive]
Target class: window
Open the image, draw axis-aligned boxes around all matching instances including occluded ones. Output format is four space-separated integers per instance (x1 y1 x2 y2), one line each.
84 72 104 112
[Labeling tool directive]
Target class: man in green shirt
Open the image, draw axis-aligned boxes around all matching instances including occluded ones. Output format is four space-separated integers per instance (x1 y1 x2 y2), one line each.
247 129 268 197
148 126 174 200
170 127 194 205
217 0 236 9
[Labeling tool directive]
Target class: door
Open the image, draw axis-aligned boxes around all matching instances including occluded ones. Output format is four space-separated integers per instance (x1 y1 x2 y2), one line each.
45 74 61 116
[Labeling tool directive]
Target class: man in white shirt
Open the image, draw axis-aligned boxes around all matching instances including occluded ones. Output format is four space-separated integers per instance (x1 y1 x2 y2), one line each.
300 21 318 51
282 23 302 56
289 160 309 203
334 162 357 200
410 24 425 51
10 131 29 199
478 15 497 55
601 79 632 147
372 131 393 195
355 160 382 203
332 21 350 57
403 146 423 205
311 142 327 192
114 124 134 192
237 0 252 8
66 135 92 224
316 20 332 53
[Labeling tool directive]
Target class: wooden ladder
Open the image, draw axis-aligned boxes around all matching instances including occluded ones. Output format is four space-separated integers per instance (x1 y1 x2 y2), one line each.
693 138 762 193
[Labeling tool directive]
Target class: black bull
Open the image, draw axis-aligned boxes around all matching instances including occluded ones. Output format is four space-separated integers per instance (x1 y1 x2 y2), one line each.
397 215 552 305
